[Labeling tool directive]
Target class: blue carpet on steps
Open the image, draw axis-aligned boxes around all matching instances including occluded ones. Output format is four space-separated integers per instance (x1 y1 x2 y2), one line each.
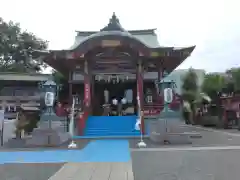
83 116 141 137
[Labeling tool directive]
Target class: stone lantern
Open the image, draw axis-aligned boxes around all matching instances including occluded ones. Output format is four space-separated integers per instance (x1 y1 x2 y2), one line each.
26 80 70 147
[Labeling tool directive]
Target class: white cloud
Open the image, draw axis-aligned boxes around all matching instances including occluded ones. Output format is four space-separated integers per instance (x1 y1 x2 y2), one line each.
1 0 239 72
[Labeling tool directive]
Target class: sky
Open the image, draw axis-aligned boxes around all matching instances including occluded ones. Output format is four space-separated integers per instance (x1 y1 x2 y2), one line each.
1 0 240 73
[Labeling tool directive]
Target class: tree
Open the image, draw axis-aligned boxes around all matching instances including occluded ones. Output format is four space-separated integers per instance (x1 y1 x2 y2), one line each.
202 73 226 99
52 69 65 85
226 68 240 93
181 68 198 103
181 68 199 124
51 69 68 102
0 17 48 73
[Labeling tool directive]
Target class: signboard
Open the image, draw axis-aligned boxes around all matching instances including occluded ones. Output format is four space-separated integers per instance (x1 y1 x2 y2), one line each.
84 80 91 107
72 72 84 81
101 40 121 47
150 51 159 57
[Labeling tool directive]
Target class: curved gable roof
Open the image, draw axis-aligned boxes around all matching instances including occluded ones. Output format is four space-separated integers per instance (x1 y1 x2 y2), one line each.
70 30 160 50
70 13 160 49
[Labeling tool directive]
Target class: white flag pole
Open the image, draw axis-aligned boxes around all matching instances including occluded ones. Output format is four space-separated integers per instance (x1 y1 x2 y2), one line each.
69 98 75 135
136 96 146 148
68 98 77 148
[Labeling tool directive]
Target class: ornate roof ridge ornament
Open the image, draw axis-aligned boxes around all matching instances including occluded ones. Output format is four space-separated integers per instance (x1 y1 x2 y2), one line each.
100 12 127 32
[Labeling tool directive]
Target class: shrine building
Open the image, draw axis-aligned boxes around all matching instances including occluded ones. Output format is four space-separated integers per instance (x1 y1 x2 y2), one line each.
38 13 195 137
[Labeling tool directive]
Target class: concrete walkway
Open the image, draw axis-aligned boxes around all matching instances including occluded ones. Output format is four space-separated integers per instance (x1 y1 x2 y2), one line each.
48 162 134 180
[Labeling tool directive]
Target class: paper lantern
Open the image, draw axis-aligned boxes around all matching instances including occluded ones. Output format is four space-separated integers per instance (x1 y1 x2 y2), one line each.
44 92 55 107
164 88 173 103
112 98 118 105
121 98 127 104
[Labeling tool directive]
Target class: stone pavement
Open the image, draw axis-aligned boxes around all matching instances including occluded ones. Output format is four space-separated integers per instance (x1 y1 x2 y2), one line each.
0 163 64 180
131 146 240 180
2 125 240 180
48 162 134 180
130 125 240 180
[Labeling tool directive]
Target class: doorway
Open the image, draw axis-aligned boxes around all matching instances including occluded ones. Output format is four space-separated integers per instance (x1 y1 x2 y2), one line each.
93 81 137 116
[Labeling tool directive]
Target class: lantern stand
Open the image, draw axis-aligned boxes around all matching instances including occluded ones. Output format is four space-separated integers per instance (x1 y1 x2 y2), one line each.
39 80 58 145
24 80 69 147
155 79 175 143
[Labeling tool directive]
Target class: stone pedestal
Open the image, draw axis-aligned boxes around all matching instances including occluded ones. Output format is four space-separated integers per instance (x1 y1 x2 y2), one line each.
26 113 71 147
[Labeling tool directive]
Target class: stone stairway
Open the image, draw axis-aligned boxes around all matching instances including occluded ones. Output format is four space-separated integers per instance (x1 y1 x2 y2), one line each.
84 116 141 137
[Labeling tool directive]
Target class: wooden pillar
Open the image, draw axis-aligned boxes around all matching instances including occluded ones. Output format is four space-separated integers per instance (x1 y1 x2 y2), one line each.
137 60 145 134
157 62 163 81
77 60 92 135
91 72 95 112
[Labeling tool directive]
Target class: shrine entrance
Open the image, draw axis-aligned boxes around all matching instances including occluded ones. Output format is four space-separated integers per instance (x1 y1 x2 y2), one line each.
93 74 137 116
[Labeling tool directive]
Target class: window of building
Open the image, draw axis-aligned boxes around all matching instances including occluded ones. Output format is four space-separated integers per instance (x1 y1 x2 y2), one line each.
7 106 16 112
73 95 81 105
145 88 153 103
146 96 153 103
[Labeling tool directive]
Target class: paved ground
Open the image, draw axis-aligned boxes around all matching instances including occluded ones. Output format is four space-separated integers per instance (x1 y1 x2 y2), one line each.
129 125 240 148
184 125 240 146
131 148 240 180
131 125 240 180
1 125 240 180
48 162 134 180
0 139 90 151
0 163 64 180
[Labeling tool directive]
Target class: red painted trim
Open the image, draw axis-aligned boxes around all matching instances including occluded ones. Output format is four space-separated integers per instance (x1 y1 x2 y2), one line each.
77 73 91 135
